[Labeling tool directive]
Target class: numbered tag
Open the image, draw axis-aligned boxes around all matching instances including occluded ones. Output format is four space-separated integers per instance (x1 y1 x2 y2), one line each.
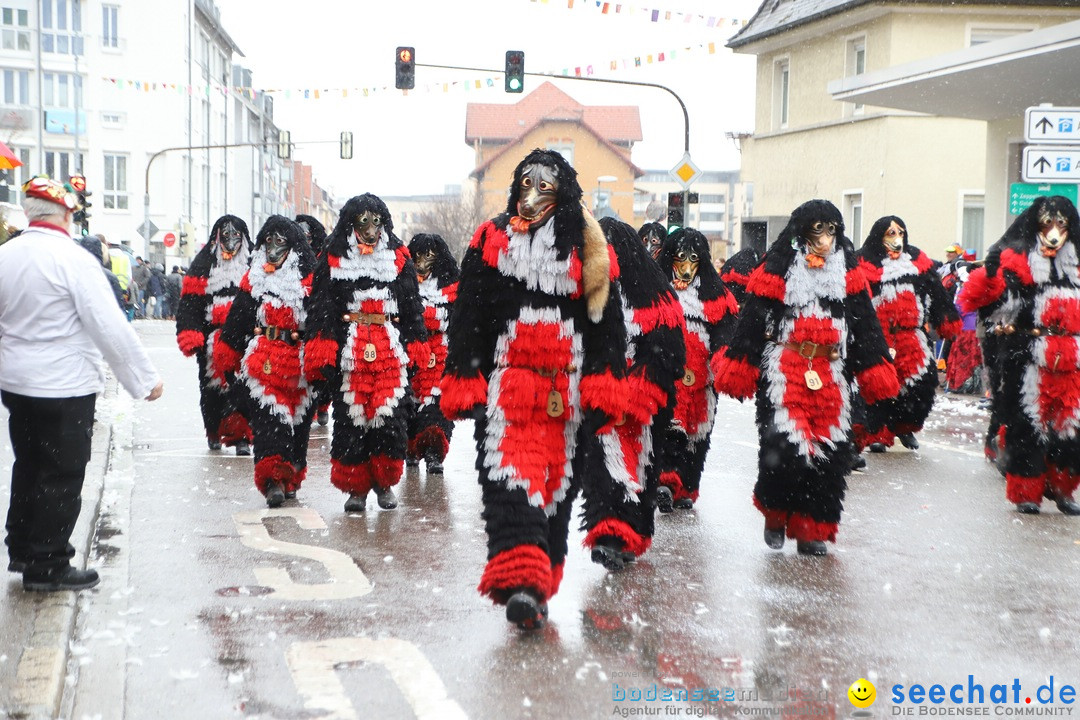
888 347 897 360
363 343 377 363
263 359 272 375
546 390 565 418
804 369 823 391
427 353 437 369
682 369 696 387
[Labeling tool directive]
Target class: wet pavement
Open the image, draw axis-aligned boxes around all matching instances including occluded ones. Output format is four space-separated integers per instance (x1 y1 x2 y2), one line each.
3 320 1080 720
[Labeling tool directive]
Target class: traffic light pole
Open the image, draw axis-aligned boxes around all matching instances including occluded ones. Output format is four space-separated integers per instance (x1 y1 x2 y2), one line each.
417 61 692 222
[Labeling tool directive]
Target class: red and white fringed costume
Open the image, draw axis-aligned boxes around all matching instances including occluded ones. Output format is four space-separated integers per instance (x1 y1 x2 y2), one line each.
579 218 685 566
655 228 738 507
213 216 318 501
440 150 626 621
303 194 428 508
175 215 253 451
853 216 961 450
714 200 899 551
720 246 763 309
957 195 1080 513
405 234 460 471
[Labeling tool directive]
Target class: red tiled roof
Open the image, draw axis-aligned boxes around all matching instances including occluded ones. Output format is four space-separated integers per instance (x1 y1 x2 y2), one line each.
465 82 642 145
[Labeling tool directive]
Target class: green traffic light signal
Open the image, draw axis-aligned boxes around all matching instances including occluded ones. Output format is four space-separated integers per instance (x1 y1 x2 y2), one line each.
505 50 524 93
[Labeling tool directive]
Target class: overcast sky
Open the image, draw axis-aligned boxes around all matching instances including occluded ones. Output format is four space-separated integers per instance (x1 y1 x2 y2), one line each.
217 0 762 200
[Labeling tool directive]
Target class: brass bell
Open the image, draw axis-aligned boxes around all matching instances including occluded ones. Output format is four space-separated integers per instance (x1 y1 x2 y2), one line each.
291 331 300 340
342 313 350 322
828 348 840 361
764 332 774 340
1004 324 1016 335
253 327 263 335
1031 328 1042 337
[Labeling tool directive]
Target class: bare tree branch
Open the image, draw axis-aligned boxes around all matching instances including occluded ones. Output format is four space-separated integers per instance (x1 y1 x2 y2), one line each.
409 189 488 261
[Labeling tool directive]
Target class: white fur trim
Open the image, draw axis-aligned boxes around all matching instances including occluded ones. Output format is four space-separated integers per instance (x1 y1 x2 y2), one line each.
784 246 846 307
206 242 250 295
483 305 584 515
880 252 918 284
330 230 399 283
1029 242 1080 287
499 218 580 297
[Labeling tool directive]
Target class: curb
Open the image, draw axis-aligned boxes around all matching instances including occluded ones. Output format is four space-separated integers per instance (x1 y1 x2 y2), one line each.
5 381 120 720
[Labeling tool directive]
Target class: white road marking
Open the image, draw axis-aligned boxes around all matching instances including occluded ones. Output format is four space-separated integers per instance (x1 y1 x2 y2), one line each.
286 637 469 720
232 508 373 600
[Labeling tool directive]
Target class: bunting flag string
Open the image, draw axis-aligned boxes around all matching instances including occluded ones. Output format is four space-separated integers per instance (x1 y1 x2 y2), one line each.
528 0 748 30
99 38 727 100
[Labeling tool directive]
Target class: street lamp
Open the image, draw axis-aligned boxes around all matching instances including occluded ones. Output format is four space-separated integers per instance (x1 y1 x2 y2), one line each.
595 174 617 213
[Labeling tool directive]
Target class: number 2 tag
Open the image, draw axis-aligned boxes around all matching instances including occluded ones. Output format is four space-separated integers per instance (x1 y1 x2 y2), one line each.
546 390 564 418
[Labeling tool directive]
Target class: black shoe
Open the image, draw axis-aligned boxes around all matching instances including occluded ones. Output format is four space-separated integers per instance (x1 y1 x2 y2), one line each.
426 456 444 475
673 497 695 510
869 443 887 453
235 441 251 456
590 541 626 571
23 566 100 592
283 490 297 500
265 483 285 508
344 493 366 512
8 559 27 573
656 486 674 514
796 540 828 556
208 439 222 451
1053 496 1080 516
374 486 398 510
897 433 919 450
850 454 867 472
1016 502 1040 515
764 528 785 550
405 456 420 468
505 591 546 630
317 410 329 426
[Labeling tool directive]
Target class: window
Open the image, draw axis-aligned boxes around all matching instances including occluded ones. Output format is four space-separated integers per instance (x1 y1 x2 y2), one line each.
0 146 30 203
43 72 81 108
2 68 30 104
41 0 83 55
101 4 117 48
844 192 863 246
847 37 866 115
960 193 985 259
773 58 790 129
1 7 30 51
44 150 81 181
699 212 726 222
968 25 1034 47
101 111 123 126
103 154 128 209
545 142 573 166
698 194 726 204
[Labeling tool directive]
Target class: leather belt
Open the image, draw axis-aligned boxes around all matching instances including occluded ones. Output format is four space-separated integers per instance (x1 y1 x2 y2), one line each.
533 364 578 378
779 340 841 360
255 326 303 345
992 323 1077 337
342 312 389 325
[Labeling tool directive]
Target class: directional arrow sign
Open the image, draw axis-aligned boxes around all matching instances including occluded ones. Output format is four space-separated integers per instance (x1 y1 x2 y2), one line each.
1021 146 1080 182
1009 183 1079 215
1025 106 1080 144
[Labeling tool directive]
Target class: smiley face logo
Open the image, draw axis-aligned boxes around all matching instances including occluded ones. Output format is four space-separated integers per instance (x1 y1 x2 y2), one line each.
848 678 876 708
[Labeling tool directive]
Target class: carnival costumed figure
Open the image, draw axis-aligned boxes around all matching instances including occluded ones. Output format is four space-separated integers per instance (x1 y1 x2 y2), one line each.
440 149 627 629
854 216 961 453
405 233 459 474
176 215 253 455
956 196 1080 515
638 222 667 260
303 194 429 513
213 216 318 507
720 246 763 308
654 227 738 511
713 200 900 555
296 214 331 427
580 218 685 571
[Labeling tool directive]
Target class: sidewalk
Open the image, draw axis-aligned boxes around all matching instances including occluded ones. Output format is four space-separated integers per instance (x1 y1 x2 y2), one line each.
0 381 121 720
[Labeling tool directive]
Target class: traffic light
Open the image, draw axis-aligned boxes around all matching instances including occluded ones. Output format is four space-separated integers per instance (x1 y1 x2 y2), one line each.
277 130 291 160
69 174 91 236
667 191 685 227
505 50 525 93
340 131 353 160
395 46 415 90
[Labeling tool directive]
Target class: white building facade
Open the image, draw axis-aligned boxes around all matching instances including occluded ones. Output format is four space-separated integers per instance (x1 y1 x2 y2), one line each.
0 0 294 267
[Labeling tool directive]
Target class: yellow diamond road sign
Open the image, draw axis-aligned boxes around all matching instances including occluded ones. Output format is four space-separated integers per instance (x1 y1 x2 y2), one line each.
670 152 702 189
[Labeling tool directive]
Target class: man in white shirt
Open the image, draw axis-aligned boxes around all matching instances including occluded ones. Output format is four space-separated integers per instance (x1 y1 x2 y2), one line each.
0 176 163 592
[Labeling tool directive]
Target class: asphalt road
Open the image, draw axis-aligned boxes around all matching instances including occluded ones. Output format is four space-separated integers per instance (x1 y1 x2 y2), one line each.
6 321 1080 720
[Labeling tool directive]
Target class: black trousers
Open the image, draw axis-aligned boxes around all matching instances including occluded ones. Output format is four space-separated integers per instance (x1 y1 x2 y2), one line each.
2 391 96 572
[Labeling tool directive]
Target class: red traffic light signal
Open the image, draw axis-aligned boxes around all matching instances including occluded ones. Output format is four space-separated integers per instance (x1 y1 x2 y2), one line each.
69 174 86 192
505 50 525 93
395 46 415 90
